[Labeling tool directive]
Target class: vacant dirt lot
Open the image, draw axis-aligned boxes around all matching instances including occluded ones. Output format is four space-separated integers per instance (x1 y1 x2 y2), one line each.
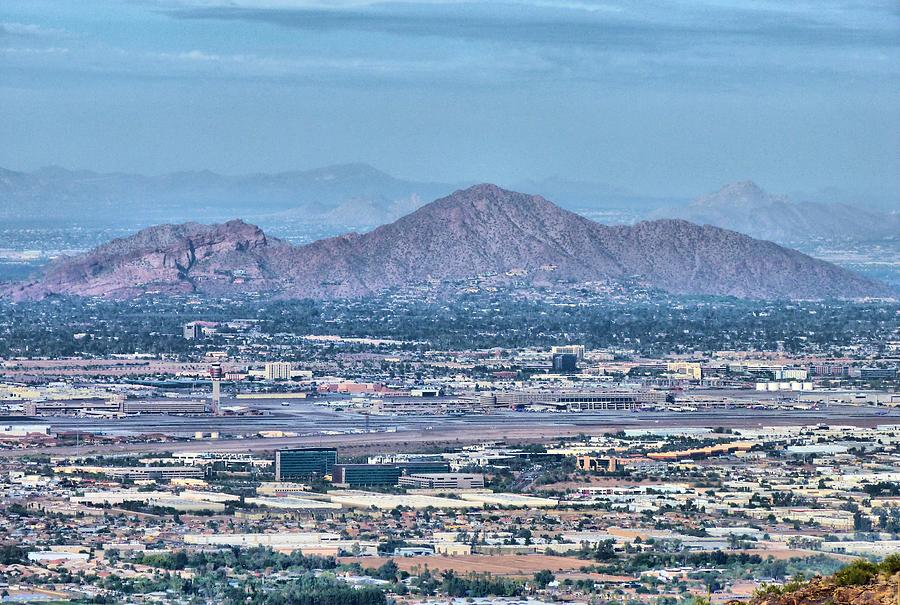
339 554 594 576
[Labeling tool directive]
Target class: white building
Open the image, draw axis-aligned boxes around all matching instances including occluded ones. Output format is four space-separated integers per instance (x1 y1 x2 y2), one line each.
264 362 293 381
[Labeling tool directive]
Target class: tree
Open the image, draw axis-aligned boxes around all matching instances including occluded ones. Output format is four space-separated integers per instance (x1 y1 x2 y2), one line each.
533 569 554 589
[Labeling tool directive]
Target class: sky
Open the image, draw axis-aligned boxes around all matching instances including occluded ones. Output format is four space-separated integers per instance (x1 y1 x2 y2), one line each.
1 0 898 200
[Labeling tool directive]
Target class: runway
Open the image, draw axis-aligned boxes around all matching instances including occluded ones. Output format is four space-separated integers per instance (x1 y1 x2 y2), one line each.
10 401 899 459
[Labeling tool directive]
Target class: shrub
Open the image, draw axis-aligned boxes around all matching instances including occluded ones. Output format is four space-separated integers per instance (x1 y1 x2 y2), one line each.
878 553 900 575
833 559 878 587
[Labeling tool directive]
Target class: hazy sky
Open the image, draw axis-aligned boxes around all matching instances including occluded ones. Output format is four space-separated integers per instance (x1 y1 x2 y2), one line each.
1 0 898 199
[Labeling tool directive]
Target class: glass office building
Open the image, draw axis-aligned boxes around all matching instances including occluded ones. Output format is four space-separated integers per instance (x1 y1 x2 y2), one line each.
275 447 337 481
332 464 403 487
331 461 452 487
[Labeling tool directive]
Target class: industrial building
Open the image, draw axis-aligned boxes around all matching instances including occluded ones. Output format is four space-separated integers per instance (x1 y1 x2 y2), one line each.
275 447 337 481
245 496 341 510
458 492 559 508
0 418 51 437
325 490 471 510
184 532 377 556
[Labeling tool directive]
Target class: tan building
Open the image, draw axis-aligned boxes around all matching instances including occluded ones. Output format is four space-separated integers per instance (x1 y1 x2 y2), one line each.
576 455 620 473
666 362 702 380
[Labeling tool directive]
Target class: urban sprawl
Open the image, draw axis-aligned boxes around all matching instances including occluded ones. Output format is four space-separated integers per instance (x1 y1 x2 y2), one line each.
0 293 898 605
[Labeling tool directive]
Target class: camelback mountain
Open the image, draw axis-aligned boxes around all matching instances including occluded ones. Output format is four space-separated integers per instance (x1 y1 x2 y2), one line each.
652 180 900 244
6 184 891 301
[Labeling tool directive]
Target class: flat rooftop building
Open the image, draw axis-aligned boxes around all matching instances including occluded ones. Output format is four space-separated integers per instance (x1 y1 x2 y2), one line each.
480 389 666 411
332 464 402 487
57 466 204 480
275 447 337 481
399 473 485 490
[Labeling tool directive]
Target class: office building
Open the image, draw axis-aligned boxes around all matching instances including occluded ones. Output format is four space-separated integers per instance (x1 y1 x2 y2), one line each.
183 322 203 340
576 455 620 473
332 464 402 487
552 353 578 373
552 345 585 360
858 367 896 380
810 364 850 377
331 460 451 487
399 473 485 490
275 447 337 481
264 362 294 381
666 362 702 381
397 461 451 474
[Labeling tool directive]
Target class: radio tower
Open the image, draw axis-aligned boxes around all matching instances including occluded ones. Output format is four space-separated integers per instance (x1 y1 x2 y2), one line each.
209 362 223 416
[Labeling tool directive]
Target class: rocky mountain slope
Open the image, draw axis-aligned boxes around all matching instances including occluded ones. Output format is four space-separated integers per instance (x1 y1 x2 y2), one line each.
652 181 900 245
6 184 891 301
731 560 900 605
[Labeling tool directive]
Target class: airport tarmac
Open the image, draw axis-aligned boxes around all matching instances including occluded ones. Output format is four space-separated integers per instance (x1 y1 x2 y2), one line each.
11 401 900 459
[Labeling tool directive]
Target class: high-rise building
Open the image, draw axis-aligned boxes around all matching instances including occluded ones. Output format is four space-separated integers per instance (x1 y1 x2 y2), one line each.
183 322 203 340
552 345 585 360
264 362 293 381
275 447 337 481
552 353 578 373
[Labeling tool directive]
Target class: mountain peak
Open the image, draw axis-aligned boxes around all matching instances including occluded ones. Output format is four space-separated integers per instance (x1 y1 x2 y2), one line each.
403 183 569 235
430 183 554 212
696 180 787 208
459 182 513 196
436 183 528 203
6 186 890 301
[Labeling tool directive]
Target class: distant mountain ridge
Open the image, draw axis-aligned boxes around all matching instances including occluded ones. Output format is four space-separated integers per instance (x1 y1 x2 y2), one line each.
0 163 454 227
652 181 900 244
4 165 895 243
7 184 890 301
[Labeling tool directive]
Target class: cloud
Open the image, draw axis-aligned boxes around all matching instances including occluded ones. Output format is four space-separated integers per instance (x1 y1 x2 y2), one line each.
0 21 69 38
0 46 70 55
147 47 529 82
163 1 899 51
153 0 900 88
6 1 897 89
